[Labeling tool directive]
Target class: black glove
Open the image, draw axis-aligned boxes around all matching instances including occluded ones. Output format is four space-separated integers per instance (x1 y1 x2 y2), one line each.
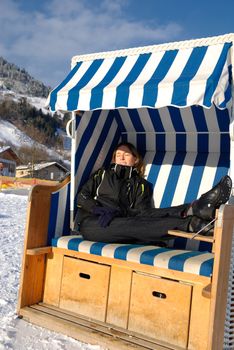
92 206 119 228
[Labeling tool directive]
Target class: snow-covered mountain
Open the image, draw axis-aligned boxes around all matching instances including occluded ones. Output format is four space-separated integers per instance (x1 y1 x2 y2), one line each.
0 56 49 97
0 57 70 165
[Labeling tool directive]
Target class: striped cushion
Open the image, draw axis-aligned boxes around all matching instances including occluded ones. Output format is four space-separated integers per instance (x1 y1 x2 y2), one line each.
168 236 212 252
52 235 214 277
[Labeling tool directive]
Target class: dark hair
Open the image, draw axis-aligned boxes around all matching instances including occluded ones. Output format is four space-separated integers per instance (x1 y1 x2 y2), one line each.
112 142 145 177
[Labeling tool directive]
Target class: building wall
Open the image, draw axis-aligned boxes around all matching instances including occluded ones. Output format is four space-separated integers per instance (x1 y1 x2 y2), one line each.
0 157 16 177
16 169 30 178
35 164 66 181
16 164 67 181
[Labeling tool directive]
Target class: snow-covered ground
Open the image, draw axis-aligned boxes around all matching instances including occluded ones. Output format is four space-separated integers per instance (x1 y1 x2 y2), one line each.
0 190 103 350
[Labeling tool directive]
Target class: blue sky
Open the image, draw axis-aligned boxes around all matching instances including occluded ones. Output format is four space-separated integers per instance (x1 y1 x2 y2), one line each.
1 0 233 87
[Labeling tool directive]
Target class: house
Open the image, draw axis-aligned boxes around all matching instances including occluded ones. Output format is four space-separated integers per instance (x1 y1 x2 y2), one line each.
0 146 21 176
16 161 69 181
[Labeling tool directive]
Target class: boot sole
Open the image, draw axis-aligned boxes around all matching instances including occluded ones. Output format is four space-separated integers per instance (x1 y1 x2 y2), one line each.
215 175 232 206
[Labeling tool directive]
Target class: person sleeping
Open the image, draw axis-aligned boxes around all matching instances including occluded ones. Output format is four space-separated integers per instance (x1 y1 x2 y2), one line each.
75 142 232 244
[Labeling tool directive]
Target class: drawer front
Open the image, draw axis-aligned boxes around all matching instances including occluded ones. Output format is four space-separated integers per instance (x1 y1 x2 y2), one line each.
60 257 110 321
128 273 192 348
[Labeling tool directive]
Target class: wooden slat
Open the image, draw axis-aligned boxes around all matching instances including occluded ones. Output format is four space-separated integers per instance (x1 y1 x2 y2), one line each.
207 205 234 350
168 230 214 243
17 177 70 311
19 303 184 350
26 247 52 255
18 255 46 307
106 265 132 328
43 252 64 306
188 283 210 349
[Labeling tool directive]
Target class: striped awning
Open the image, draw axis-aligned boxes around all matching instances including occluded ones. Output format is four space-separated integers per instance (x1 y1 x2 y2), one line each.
47 41 232 112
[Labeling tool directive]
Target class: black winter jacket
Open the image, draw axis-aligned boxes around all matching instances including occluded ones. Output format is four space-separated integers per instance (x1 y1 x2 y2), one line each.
77 164 153 225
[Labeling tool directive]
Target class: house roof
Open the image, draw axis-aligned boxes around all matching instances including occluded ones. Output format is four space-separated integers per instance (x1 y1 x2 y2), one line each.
0 146 11 154
0 146 21 165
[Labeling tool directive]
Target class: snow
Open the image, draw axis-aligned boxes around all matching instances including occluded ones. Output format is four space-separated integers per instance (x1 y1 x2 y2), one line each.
0 119 34 148
0 90 49 116
0 89 63 119
0 146 11 153
27 96 50 115
0 119 70 166
0 191 103 350
0 88 69 164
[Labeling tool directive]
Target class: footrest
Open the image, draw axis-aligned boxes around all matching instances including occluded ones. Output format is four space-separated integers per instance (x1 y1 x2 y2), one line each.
168 230 214 243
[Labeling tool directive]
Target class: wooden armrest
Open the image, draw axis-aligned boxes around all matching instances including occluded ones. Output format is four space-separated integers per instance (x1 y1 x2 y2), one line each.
168 230 214 243
202 283 211 298
26 246 52 256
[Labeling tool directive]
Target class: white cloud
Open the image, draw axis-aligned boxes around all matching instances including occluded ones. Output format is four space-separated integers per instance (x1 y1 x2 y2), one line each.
0 0 183 87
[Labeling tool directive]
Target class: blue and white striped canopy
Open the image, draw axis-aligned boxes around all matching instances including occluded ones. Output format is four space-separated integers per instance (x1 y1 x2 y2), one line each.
47 42 232 112
45 36 233 233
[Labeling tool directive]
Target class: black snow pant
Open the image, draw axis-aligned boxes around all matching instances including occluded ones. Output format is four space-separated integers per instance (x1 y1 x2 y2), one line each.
80 204 191 244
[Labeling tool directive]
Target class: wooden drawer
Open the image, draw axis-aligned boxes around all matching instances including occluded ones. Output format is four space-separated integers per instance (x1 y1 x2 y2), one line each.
59 257 110 321
128 272 192 348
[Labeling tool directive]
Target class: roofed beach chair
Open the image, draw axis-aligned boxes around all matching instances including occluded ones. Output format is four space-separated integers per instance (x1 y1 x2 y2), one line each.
18 33 234 350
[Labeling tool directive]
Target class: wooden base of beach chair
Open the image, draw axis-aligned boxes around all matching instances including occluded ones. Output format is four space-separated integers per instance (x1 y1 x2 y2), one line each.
19 246 212 349
19 302 184 350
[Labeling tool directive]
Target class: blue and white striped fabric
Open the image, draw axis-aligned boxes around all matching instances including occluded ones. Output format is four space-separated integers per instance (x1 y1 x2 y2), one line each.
47 42 232 112
72 105 230 216
45 37 232 253
47 105 230 244
52 235 214 277
167 236 212 252
47 182 70 242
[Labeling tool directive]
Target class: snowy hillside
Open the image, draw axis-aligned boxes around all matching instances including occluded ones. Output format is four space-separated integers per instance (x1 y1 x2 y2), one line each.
0 85 58 121
0 119 35 148
0 89 50 116
0 57 70 164
27 95 51 115
0 118 68 163
0 88 58 117
0 191 103 350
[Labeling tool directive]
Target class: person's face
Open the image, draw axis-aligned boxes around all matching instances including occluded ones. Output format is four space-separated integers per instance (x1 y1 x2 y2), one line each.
114 145 136 166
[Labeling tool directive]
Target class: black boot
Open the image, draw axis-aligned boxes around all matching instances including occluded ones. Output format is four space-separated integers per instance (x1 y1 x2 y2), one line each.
189 216 214 236
187 175 232 221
